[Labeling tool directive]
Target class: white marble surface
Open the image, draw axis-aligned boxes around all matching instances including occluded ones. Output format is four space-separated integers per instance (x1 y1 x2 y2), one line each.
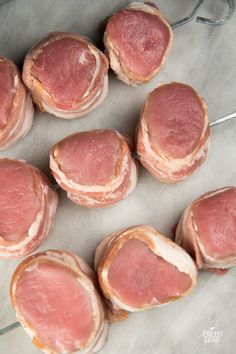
0 0 236 353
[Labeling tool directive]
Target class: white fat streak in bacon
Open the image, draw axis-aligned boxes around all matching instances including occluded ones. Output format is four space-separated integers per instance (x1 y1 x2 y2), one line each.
139 117 209 179
40 74 108 119
82 45 101 98
11 250 108 354
96 225 197 313
177 187 236 269
67 159 138 207
104 2 173 86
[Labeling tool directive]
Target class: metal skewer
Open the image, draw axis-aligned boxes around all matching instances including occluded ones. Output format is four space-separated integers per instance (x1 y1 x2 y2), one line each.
210 111 236 127
171 0 204 29
0 321 20 336
171 0 235 29
196 0 235 26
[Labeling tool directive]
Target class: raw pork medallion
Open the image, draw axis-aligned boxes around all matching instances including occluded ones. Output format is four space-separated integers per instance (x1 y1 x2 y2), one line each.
104 2 173 85
0 158 58 258
95 225 197 321
10 250 108 353
176 187 236 271
0 56 34 150
50 129 138 208
23 32 109 119
136 82 210 183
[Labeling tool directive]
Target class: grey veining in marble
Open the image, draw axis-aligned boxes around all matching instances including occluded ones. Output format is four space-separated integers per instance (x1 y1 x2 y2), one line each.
0 1 236 354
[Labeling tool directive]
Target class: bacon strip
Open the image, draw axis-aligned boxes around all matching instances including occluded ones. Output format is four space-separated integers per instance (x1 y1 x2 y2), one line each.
10 250 108 353
50 129 138 208
136 82 210 183
0 159 58 258
0 57 34 150
95 225 197 321
176 187 236 270
23 32 109 119
104 2 173 85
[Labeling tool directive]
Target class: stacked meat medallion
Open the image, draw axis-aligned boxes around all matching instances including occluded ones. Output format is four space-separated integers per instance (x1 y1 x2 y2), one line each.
0 57 34 150
136 82 211 182
50 129 138 208
95 225 197 321
23 32 109 119
0 2 235 354
11 250 108 353
0 159 58 258
104 2 173 85
176 187 236 271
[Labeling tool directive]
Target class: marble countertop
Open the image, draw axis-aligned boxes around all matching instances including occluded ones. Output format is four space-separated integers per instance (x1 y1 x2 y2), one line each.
0 1 236 353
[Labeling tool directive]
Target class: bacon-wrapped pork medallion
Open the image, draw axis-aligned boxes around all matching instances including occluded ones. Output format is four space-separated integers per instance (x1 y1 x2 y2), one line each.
10 250 108 353
176 187 236 271
50 129 138 208
0 158 58 258
136 82 210 183
23 32 109 119
0 56 34 150
104 2 173 85
95 225 197 321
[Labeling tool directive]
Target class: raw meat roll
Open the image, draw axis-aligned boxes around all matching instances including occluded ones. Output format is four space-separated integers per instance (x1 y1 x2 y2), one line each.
50 129 138 208
0 158 58 258
95 225 197 321
10 250 108 353
23 32 109 119
104 2 173 85
0 56 34 150
176 187 236 271
136 82 210 183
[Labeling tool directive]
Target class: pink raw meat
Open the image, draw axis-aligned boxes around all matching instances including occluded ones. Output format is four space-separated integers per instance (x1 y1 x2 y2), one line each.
106 9 171 78
136 82 210 183
56 130 120 185
95 225 197 321
15 262 94 352
146 83 205 158
50 129 138 208
108 239 192 307
0 158 58 258
11 250 108 353
0 57 34 150
0 159 40 242
103 2 173 86
193 188 236 258
0 60 15 129
104 2 173 85
23 32 109 119
176 187 236 270
31 38 96 110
